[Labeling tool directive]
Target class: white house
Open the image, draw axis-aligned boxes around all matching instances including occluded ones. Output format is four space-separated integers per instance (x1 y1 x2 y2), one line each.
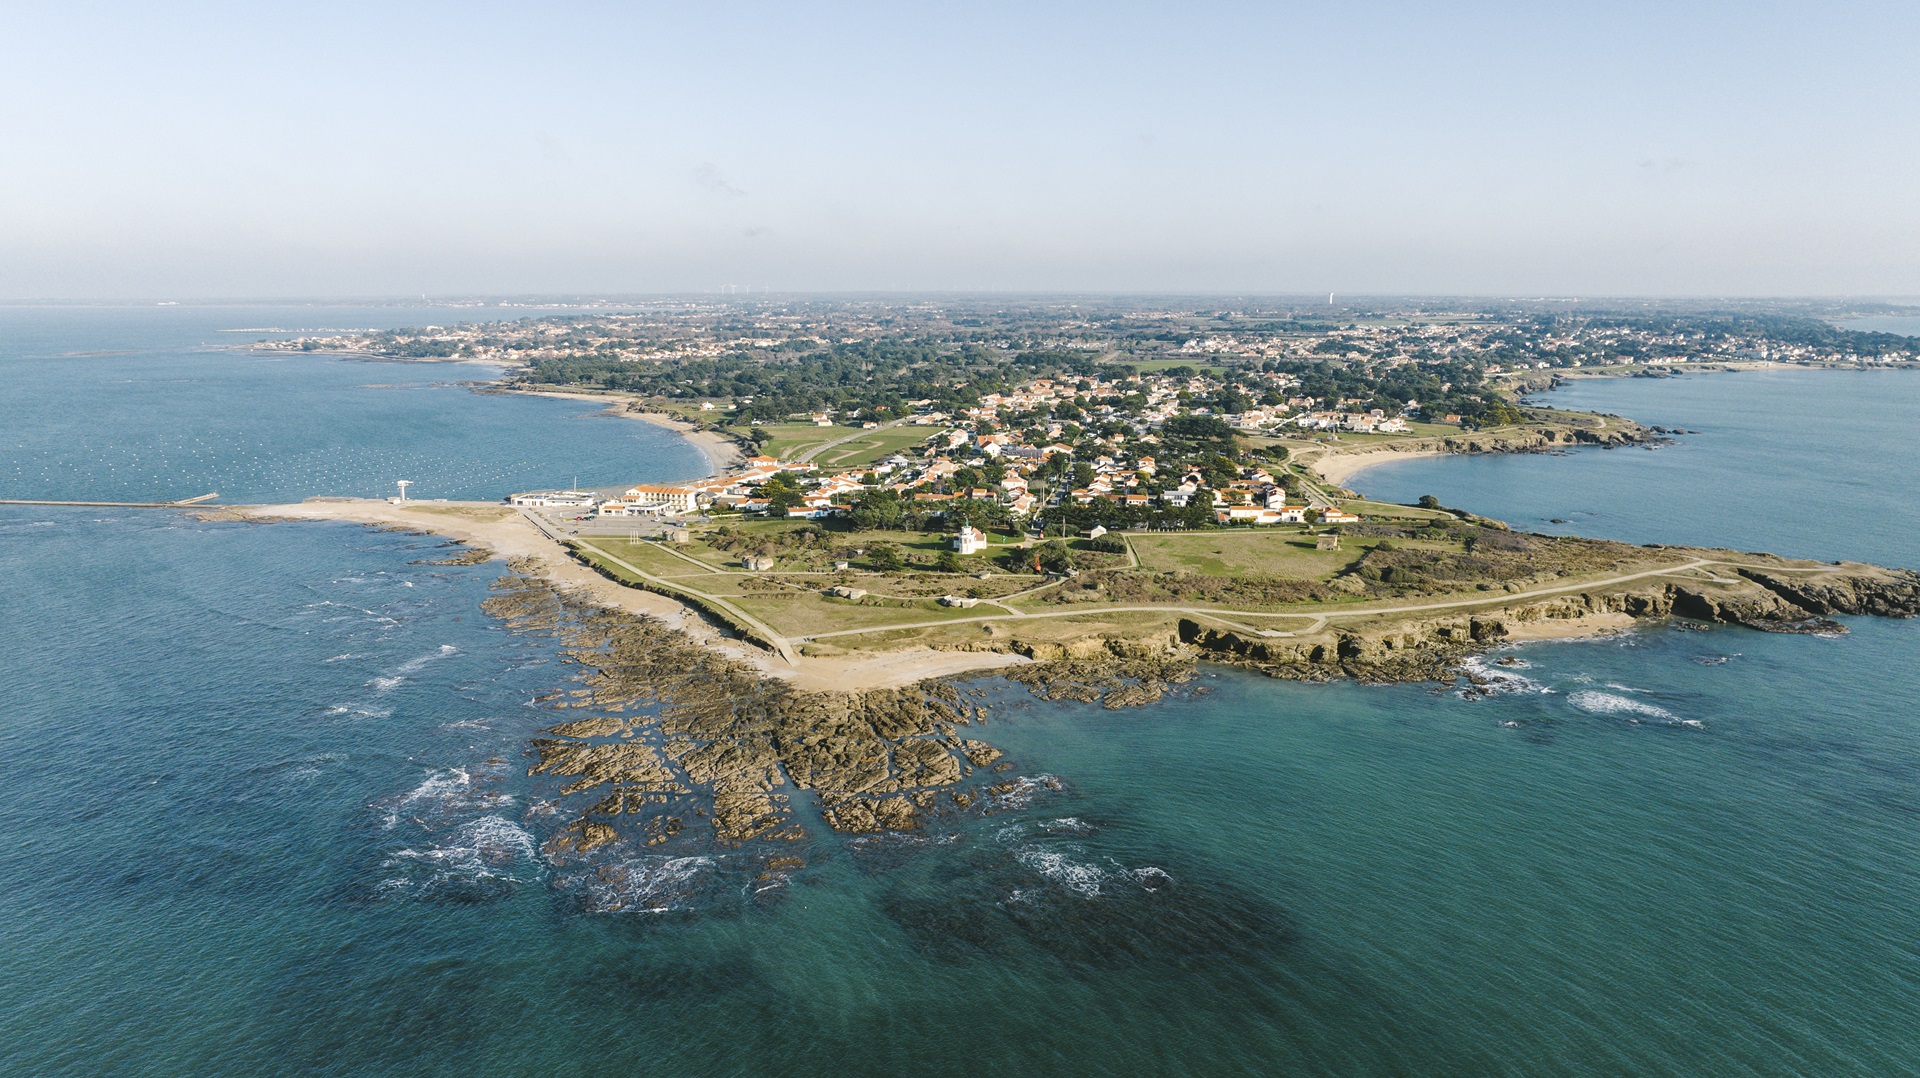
953 526 988 556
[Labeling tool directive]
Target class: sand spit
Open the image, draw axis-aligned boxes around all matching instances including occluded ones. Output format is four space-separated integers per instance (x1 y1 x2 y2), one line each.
244 498 1026 692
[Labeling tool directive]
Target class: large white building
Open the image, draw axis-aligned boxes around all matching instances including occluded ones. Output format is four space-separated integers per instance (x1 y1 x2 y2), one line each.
952 526 988 556
621 484 709 515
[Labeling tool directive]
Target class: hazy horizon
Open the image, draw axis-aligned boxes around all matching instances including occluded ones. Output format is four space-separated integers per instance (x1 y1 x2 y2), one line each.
5 2 1917 300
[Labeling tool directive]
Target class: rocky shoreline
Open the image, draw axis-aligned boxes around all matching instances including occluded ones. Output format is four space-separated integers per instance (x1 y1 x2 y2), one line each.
1177 562 1920 682
474 547 1920 889
1309 417 1664 486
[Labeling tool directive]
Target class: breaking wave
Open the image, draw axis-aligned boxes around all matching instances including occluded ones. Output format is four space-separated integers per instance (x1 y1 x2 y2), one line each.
377 815 538 902
1011 844 1174 899
396 644 458 673
375 765 514 830
562 855 718 914
985 773 1064 810
1456 655 1552 698
1567 690 1702 728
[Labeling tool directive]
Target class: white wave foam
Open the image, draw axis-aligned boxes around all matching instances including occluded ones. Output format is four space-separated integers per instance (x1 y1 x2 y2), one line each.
1011 845 1173 899
1129 866 1174 890
570 855 716 914
395 644 457 674
986 773 1064 810
368 675 404 693
1456 655 1552 698
1014 846 1109 897
1037 817 1095 836
376 765 513 829
1567 690 1702 728
323 703 392 720
378 815 538 898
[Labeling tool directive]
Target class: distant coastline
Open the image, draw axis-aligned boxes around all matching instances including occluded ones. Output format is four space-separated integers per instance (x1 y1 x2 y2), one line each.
492 387 745 478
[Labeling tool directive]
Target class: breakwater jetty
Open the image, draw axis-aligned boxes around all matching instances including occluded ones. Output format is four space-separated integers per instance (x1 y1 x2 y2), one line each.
0 494 220 508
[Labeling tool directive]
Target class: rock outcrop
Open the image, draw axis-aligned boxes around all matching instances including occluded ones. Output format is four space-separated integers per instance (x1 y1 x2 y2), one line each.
1176 563 1920 681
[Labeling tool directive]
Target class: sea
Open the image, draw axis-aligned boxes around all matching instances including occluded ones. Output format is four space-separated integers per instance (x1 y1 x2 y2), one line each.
2 307 1917 1076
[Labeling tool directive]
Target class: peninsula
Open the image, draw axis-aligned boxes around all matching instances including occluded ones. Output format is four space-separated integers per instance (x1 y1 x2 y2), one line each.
235 296 1920 862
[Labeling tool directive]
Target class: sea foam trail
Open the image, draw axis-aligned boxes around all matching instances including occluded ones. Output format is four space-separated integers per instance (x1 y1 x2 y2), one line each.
1567 690 1703 728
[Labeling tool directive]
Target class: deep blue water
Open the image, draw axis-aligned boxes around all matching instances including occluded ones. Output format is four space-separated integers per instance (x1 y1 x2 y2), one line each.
3 314 1918 1075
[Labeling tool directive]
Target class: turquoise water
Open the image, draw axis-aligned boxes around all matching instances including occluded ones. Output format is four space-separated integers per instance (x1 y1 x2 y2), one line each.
3 314 1918 1075
0 305 706 502
1353 368 1920 567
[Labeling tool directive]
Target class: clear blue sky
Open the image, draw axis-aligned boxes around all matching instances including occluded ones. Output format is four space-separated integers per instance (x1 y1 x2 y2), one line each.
3 1 1915 298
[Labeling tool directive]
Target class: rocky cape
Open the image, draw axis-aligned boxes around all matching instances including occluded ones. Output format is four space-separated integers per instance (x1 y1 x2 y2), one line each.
999 559 1920 684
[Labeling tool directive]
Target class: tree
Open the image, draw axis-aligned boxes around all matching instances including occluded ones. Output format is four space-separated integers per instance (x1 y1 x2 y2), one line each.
747 426 771 447
868 543 904 572
1417 494 1442 510
761 471 804 513
935 550 963 573
1035 539 1076 574
850 489 906 531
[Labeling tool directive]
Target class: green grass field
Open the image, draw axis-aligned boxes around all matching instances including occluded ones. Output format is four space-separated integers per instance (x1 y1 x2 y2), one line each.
1127 529 1360 579
751 422 869 460
806 425 934 469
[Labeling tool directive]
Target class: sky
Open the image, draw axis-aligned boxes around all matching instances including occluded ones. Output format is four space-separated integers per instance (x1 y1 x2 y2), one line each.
2 1 1917 299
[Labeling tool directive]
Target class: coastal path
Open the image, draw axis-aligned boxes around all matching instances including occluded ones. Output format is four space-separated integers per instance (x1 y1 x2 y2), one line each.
519 510 800 664
0 494 221 508
793 558 1726 645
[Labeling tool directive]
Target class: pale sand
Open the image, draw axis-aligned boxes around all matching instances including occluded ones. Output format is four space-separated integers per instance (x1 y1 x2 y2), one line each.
504 389 744 477
245 498 1026 692
1500 611 1637 641
1310 447 1447 487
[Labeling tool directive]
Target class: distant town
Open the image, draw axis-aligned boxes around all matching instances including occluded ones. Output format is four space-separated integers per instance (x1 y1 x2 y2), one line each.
262 296 1916 550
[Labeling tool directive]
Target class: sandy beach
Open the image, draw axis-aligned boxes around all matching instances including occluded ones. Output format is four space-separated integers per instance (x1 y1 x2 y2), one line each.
241 498 1025 692
1309 447 1448 486
503 389 744 477
1500 611 1637 641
